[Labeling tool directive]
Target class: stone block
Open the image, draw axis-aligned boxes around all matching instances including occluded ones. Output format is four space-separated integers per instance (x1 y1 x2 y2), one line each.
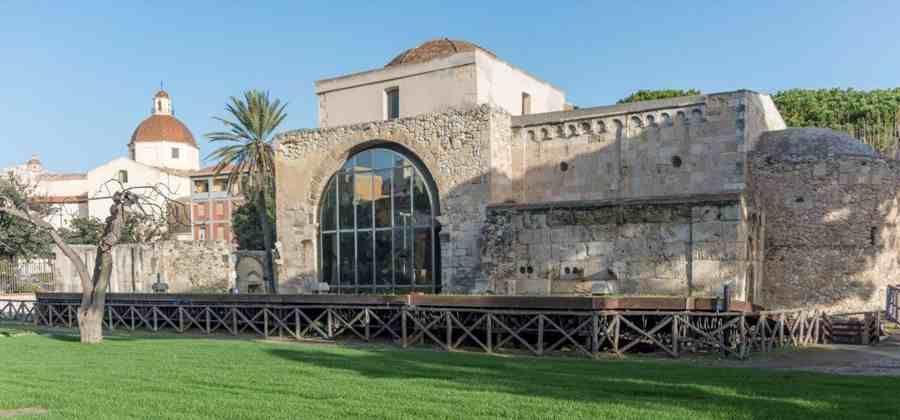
719 204 740 221
692 222 723 242
691 260 720 293
587 241 613 256
517 277 550 295
692 206 719 222
813 163 827 177
659 223 690 242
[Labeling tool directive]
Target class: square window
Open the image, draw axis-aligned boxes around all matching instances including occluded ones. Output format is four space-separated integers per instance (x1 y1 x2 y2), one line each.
385 88 399 120
171 148 180 159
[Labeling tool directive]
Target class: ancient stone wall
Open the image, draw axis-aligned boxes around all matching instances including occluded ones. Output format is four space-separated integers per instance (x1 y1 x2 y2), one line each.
274 105 509 293
52 241 235 293
481 196 758 300
750 128 900 312
505 91 781 205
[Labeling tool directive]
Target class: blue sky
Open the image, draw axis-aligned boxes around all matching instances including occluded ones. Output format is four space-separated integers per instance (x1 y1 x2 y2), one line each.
2 1 900 172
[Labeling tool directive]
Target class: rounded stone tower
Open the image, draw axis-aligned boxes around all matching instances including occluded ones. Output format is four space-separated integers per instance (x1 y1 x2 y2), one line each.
750 128 900 311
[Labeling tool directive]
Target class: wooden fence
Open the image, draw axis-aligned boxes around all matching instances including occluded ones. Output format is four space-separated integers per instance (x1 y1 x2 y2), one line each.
0 300 35 323
21 298 835 359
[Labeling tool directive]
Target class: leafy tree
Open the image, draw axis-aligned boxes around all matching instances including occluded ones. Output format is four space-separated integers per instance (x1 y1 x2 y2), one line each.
232 198 274 251
206 90 286 293
57 217 104 245
0 174 53 260
617 89 701 104
771 88 900 156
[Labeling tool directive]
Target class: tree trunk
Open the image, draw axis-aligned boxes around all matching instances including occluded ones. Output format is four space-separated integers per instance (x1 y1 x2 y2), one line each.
77 198 127 343
256 185 275 293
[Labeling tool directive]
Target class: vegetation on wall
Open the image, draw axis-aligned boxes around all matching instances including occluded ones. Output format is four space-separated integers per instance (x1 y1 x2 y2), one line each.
617 89 701 104
618 87 900 156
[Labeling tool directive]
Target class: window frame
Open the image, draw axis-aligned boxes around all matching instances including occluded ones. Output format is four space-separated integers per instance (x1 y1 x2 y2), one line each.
318 145 439 294
385 87 400 120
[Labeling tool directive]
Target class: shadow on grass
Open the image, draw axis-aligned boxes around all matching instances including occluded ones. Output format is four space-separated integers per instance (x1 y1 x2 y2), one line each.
265 345 900 420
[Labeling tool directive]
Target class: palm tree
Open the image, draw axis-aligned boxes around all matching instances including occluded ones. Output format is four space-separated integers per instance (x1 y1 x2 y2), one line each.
206 90 286 293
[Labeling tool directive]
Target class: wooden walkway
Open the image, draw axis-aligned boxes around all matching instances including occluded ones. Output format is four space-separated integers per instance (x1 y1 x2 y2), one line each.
8 294 855 360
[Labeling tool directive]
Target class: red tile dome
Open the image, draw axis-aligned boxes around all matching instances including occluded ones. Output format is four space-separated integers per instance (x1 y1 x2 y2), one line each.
130 114 196 147
386 38 495 67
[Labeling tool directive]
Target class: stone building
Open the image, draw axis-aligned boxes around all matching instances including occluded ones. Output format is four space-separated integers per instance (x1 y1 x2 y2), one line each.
274 39 900 311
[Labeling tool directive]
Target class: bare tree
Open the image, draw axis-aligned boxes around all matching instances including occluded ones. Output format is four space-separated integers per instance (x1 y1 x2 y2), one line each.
0 179 184 343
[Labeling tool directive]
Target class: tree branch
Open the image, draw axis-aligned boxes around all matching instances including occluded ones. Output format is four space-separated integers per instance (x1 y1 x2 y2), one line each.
0 206 91 290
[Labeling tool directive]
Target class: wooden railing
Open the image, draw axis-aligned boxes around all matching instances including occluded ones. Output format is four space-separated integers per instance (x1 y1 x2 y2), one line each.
825 311 883 345
26 298 831 359
0 300 35 323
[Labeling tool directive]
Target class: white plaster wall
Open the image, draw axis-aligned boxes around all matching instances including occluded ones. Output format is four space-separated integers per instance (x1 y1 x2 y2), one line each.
317 62 478 127
133 141 200 171
474 51 566 116
87 157 191 221
35 178 87 197
46 202 87 229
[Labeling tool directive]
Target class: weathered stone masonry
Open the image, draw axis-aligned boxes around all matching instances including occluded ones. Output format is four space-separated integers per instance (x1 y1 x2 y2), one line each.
274 105 509 293
749 128 900 311
481 196 761 301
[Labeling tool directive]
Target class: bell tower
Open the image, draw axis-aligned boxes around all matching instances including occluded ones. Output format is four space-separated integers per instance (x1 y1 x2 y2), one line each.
153 90 172 115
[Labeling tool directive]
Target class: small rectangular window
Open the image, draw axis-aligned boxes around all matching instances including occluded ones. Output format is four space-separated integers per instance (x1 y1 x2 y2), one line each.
521 92 532 115
386 88 399 120
118 170 128 184
194 179 209 193
171 148 180 159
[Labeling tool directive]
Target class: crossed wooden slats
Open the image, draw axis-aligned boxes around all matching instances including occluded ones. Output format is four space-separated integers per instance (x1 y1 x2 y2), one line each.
26 299 846 360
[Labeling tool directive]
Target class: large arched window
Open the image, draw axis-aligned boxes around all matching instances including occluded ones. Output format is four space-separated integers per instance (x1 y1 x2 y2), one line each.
319 147 439 294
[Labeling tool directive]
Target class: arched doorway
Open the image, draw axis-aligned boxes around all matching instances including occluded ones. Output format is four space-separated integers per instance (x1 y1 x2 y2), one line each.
319 146 440 294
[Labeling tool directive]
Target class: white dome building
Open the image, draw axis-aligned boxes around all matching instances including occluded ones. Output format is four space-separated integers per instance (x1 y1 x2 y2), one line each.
128 90 200 171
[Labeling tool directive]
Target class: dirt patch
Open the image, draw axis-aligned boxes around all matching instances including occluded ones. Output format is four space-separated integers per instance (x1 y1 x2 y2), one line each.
713 333 900 376
0 407 48 417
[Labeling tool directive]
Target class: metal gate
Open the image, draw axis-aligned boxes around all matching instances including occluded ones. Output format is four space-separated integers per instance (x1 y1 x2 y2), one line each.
0 258 55 293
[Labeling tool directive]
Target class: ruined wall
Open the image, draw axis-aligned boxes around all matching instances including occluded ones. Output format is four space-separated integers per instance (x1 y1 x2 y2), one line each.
53 241 235 293
481 196 759 300
504 91 779 205
750 128 900 312
274 105 510 294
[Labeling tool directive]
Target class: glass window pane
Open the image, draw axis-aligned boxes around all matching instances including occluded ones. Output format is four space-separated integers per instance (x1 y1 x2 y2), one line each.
393 153 407 168
355 172 373 229
321 233 337 286
375 230 392 285
373 149 394 170
338 172 354 228
414 228 432 286
394 227 412 286
393 166 412 227
321 178 337 231
374 169 392 228
342 156 355 170
340 232 355 291
413 173 432 226
357 231 373 286
354 150 372 172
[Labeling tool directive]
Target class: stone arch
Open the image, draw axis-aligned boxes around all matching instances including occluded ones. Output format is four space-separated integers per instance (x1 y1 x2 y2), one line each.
306 138 448 222
314 141 443 294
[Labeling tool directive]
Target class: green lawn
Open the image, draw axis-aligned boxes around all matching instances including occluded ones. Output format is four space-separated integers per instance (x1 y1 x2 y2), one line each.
0 326 898 419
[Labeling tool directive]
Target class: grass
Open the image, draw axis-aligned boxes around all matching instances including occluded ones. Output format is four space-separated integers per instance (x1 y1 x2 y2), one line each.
0 327 898 419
